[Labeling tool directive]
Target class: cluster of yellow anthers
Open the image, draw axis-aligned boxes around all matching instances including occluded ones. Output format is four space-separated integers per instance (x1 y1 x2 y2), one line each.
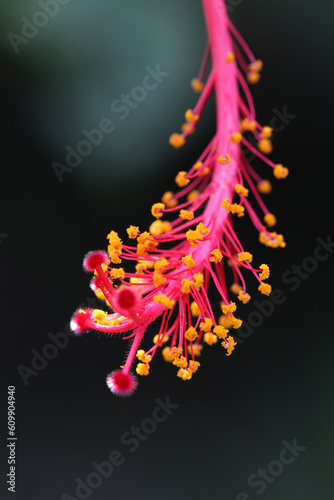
246 58 263 85
186 222 211 248
107 231 122 264
161 346 201 381
259 232 286 249
221 198 245 217
93 309 124 327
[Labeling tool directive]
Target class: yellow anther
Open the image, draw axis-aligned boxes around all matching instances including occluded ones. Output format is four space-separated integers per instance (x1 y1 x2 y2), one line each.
219 314 234 329
247 72 261 84
257 179 272 194
137 231 158 256
93 280 102 294
94 288 106 302
153 294 175 309
238 251 253 264
238 291 251 304
161 221 172 233
153 334 168 345
190 301 200 317
226 52 235 63
258 139 273 155
259 231 286 248
235 184 249 197
194 161 203 171
230 283 242 295
173 355 188 368
181 123 196 135
221 302 237 314
142 259 154 269
198 166 210 176
162 347 175 362
177 368 193 380
209 248 223 263
175 171 190 187
230 316 243 329
273 164 289 179
99 316 115 326
181 278 195 294
136 363 150 376
229 132 243 144
135 261 148 273
187 189 199 201
180 210 194 221
110 317 124 326
185 326 198 342
100 263 109 274
264 213 277 227
248 59 263 72
136 350 152 363
193 272 204 290
109 268 125 280
200 317 213 333
182 254 196 269
261 126 273 139
154 258 169 272
126 226 140 239
151 203 165 219
213 325 228 339
191 78 204 93
153 271 166 287
107 230 123 264
217 154 231 165
149 220 170 236
188 360 200 373
186 229 202 248
197 222 210 235
130 276 147 284
259 264 270 280
153 258 169 286
188 344 203 357
204 332 218 345
93 309 107 323
171 346 183 358
221 198 245 217
161 191 178 208
185 109 200 123
258 282 272 296
222 336 237 356
169 133 185 149
241 117 257 132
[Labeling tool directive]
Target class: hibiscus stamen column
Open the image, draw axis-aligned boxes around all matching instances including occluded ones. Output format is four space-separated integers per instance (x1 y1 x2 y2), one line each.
71 0 288 396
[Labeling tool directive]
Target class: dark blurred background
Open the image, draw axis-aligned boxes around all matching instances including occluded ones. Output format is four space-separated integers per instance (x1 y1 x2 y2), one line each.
0 1 333 499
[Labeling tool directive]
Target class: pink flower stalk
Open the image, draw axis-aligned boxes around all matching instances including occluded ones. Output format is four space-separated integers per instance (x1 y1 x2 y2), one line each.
71 0 288 396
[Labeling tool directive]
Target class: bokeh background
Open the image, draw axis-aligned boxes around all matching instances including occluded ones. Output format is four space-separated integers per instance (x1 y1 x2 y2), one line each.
0 1 333 499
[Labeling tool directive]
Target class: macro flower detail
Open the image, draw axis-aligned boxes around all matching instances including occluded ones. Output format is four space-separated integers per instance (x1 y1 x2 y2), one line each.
71 0 288 396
